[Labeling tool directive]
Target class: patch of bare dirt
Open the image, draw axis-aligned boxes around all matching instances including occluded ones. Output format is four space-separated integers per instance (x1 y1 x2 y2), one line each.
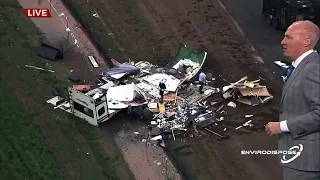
115 127 181 180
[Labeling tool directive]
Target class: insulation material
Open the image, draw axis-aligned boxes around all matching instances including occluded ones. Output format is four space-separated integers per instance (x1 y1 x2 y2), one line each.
136 82 160 98
173 59 199 75
73 85 91 91
163 92 177 101
134 61 155 72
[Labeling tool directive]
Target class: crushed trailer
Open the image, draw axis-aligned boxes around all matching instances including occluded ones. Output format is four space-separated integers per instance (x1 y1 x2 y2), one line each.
46 43 209 127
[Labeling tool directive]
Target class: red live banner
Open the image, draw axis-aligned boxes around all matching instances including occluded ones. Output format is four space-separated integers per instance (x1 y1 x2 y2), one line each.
24 8 52 18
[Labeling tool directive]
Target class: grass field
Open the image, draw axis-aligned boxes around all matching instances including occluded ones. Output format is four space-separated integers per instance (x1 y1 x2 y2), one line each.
0 2 63 179
0 76 64 180
0 1 127 179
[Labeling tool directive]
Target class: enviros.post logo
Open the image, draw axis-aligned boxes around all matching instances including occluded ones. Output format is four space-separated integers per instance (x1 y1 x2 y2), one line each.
281 144 304 164
241 144 304 164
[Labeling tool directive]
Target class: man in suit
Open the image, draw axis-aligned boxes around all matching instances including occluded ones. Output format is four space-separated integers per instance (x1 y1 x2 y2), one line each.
265 20 320 179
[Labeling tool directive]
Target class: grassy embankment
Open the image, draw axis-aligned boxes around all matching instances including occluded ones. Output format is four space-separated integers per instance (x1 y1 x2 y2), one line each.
0 1 128 179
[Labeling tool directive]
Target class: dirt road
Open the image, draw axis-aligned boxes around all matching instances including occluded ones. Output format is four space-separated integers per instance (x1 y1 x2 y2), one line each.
18 0 108 74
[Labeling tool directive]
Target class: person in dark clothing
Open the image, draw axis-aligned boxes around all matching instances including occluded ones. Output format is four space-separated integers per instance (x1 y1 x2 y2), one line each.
159 81 166 103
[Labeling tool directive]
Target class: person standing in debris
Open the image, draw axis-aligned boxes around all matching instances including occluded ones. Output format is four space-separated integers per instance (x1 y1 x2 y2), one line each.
198 72 206 94
159 80 166 103
265 20 320 180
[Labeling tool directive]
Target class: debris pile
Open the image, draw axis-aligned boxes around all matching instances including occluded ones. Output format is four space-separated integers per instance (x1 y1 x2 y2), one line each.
45 43 273 143
222 76 273 106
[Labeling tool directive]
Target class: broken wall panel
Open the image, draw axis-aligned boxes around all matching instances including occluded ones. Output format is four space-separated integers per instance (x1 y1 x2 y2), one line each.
142 73 181 92
238 87 271 96
107 83 135 102
68 87 99 126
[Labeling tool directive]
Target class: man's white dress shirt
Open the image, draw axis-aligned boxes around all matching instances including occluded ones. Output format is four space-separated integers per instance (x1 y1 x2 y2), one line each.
280 49 316 132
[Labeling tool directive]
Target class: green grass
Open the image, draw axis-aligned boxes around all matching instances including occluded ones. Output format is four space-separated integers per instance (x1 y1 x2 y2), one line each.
0 76 64 180
0 1 123 179
75 119 120 179
0 2 64 179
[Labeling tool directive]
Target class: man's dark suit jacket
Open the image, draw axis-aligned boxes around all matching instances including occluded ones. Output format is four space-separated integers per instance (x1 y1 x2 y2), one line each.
278 51 320 171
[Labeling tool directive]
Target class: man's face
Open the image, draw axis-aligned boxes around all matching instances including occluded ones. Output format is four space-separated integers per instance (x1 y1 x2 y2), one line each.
281 25 306 60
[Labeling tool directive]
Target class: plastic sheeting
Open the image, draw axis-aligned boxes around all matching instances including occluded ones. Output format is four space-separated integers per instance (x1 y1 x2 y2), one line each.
104 62 140 76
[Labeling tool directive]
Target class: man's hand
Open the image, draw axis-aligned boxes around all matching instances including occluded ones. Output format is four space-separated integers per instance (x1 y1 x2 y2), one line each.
265 122 281 136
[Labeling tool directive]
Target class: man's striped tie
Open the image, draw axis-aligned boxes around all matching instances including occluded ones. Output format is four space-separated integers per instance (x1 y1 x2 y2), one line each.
285 64 295 81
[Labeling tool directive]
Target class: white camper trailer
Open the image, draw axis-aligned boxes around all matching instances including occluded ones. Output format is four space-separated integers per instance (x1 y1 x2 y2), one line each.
47 81 147 127
67 81 119 126
47 81 118 127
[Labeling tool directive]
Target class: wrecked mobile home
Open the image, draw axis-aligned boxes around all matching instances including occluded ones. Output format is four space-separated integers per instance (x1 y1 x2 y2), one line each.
47 44 209 125
46 43 273 142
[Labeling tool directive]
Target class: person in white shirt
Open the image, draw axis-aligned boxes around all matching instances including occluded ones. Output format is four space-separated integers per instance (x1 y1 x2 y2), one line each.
198 72 206 94
265 20 320 180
